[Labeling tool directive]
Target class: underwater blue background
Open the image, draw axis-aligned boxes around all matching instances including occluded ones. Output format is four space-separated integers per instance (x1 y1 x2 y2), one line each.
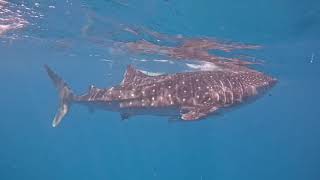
1 0 320 179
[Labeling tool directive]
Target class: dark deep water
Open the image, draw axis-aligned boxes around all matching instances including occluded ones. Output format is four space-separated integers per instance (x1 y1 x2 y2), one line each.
1 0 320 179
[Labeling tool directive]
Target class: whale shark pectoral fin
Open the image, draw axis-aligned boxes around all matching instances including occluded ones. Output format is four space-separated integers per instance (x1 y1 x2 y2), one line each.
181 106 218 121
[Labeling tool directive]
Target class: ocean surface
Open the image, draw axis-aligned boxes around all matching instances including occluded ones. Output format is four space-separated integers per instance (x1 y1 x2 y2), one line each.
1 0 320 179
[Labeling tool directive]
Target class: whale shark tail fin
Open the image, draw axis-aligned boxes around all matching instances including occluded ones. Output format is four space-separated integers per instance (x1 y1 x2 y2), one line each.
44 65 74 127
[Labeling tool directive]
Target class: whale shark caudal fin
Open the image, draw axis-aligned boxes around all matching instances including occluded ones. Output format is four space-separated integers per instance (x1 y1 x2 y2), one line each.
44 65 74 127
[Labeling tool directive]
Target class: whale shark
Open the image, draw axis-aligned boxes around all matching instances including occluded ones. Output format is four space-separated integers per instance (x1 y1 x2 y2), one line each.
45 64 277 127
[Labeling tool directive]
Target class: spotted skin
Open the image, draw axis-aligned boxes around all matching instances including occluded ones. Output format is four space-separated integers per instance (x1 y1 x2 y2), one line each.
74 65 277 120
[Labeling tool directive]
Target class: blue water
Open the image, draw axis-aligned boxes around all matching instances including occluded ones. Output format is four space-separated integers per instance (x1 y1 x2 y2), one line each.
1 0 320 179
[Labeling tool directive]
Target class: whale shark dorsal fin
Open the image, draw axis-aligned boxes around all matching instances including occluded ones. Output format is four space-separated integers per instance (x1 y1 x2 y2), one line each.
121 65 149 85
